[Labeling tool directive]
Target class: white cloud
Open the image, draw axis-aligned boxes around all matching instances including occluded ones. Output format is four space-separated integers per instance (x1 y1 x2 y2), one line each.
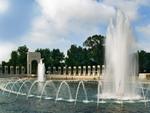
0 42 16 63
22 0 149 53
22 0 115 50
0 0 149 63
0 0 9 14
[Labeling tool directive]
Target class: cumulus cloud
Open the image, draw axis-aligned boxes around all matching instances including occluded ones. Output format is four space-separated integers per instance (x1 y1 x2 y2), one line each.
22 0 115 50
22 0 149 53
0 42 16 63
0 0 9 14
0 0 149 63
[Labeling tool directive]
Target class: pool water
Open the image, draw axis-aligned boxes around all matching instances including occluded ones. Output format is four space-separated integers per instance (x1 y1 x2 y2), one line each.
0 79 150 113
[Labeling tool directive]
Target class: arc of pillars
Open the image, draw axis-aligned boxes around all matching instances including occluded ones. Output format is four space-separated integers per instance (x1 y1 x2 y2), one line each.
47 65 103 76
0 66 25 75
0 65 104 76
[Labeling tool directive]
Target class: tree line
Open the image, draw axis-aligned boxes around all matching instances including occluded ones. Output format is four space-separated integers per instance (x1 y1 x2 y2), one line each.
1 34 150 73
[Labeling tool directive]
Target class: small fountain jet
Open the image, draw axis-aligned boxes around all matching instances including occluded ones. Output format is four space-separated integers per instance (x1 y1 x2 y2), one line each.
38 59 46 82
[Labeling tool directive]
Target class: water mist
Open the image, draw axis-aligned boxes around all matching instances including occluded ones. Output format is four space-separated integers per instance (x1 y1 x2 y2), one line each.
102 10 139 100
38 59 45 82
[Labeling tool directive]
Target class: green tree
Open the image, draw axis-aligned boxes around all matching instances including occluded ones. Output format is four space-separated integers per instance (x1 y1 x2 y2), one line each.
138 50 146 72
143 52 150 72
9 51 19 66
51 49 64 66
66 45 90 66
17 45 28 68
83 34 105 73
138 50 150 73
2 45 28 73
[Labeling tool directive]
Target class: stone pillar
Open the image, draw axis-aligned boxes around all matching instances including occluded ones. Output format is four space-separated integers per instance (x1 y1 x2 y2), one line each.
63 66 67 75
92 66 96 76
78 66 82 76
82 66 86 75
4 66 8 74
27 62 31 74
16 66 19 74
53 67 56 74
68 66 71 75
10 66 14 74
21 66 25 74
88 66 91 76
97 65 100 76
73 66 76 76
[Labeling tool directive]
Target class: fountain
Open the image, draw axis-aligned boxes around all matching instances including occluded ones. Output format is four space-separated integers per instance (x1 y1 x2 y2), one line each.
101 10 139 100
0 9 150 113
38 59 45 82
0 9 146 102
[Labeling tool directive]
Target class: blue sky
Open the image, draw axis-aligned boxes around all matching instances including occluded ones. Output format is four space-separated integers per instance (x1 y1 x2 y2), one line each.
0 0 150 62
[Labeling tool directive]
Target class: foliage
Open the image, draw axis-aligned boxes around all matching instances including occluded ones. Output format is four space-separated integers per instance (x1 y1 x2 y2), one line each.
17 45 28 67
9 51 19 66
51 49 64 66
36 48 64 68
83 34 105 73
83 34 105 65
138 50 150 73
2 45 28 68
66 45 90 66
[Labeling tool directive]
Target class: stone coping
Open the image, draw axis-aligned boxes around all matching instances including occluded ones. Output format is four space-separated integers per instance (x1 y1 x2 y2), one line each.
0 73 150 81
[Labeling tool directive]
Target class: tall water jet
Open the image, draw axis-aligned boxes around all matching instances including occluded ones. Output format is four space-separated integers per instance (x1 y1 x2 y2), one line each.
102 10 139 100
38 59 45 82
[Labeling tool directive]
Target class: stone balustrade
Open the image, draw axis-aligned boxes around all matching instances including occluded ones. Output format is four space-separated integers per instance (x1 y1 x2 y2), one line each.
0 65 26 75
0 65 104 76
10 66 14 74
46 65 103 76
